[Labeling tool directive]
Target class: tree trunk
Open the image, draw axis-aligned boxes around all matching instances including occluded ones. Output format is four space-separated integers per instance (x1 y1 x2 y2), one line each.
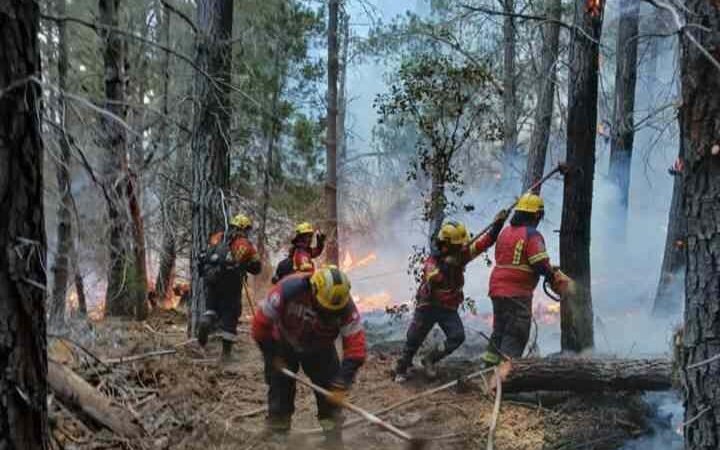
559 0 605 352
338 8 349 164
154 4 176 307
653 137 686 314
499 358 672 392
0 1 50 447
190 0 233 336
50 0 73 331
522 0 561 192
678 0 720 447
126 16 150 319
608 0 640 233
99 0 135 317
502 0 518 167
325 0 340 265
71 249 88 318
257 49 284 271
127 171 149 319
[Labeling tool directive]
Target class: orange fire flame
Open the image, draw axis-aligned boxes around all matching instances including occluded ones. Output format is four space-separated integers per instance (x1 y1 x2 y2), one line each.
340 250 378 273
586 0 602 17
353 292 394 312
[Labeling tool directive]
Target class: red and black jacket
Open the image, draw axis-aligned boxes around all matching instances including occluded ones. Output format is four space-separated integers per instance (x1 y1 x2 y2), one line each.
416 231 498 310
252 274 366 382
489 225 553 298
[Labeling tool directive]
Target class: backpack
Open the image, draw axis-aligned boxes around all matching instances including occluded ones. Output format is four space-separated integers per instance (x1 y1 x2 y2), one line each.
201 230 242 285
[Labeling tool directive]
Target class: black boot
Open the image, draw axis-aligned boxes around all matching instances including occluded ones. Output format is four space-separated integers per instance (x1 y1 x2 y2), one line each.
220 339 234 364
197 311 217 347
320 421 344 450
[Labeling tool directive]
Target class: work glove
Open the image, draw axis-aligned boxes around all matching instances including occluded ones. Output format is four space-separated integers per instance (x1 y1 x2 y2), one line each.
550 267 575 298
315 232 326 246
494 209 510 224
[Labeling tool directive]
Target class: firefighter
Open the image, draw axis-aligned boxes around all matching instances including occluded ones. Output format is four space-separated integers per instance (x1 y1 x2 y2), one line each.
252 266 366 448
484 193 572 365
198 213 262 363
393 212 509 383
272 222 326 283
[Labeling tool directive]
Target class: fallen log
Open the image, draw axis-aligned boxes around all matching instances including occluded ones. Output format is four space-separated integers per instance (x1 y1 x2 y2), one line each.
499 357 672 393
48 360 143 438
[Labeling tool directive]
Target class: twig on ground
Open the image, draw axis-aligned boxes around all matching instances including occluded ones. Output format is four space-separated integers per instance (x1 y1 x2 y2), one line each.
231 405 268 420
486 367 502 450
105 349 177 365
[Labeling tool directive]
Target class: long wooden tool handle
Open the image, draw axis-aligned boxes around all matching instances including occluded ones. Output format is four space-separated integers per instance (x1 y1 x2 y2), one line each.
280 368 414 441
469 164 564 246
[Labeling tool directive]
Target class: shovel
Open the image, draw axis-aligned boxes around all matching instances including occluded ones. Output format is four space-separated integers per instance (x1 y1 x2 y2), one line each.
280 368 428 450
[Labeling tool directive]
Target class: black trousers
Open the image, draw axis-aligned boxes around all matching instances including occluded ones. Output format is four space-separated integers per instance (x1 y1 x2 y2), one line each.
397 305 466 371
206 276 244 337
265 342 342 431
489 297 532 358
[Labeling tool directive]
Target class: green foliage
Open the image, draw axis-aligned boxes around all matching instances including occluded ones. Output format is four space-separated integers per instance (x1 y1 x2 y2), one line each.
376 54 501 224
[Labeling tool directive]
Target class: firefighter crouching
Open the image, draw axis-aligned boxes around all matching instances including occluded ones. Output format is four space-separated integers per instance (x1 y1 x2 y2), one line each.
272 222 326 283
198 214 262 363
393 212 509 383
484 194 573 365
252 267 366 447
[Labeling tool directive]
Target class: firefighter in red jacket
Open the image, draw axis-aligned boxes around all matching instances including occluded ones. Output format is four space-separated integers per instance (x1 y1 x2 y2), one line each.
252 267 366 447
272 222 326 284
484 193 572 365
292 222 325 273
393 212 508 382
198 214 262 363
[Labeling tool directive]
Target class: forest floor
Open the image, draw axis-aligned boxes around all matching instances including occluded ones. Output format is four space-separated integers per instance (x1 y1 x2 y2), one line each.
49 308 658 450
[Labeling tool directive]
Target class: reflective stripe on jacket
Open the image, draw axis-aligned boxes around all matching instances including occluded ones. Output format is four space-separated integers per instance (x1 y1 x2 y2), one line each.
489 225 553 298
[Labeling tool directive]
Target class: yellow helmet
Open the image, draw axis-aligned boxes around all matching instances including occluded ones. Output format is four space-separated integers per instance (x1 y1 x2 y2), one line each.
437 221 470 245
295 222 314 235
230 214 252 229
515 193 544 213
310 266 351 311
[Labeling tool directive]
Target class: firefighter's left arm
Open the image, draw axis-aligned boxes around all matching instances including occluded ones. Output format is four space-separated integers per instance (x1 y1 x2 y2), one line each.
336 304 367 388
310 232 326 258
252 288 282 345
465 209 509 262
527 230 553 278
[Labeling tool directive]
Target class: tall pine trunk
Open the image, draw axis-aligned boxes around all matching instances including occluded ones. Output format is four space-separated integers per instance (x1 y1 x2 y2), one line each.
325 0 340 265
653 149 686 314
190 0 233 335
49 0 73 331
608 0 640 233
502 0 518 168
679 1 720 447
0 1 50 446
257 49 284 276
559 0 605 352
126 25 150 318
154 4 176 306
99 0 137 317
523 0 561 192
